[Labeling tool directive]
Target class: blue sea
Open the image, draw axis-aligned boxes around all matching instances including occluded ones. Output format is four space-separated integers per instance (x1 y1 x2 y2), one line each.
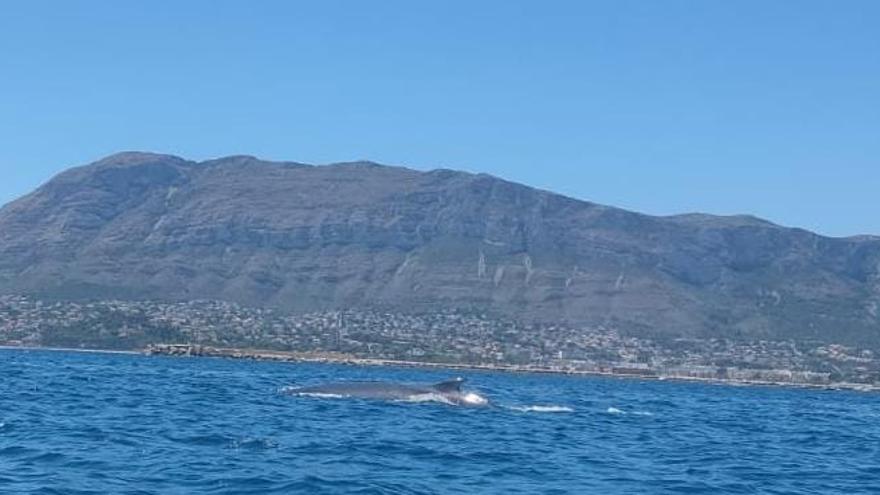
1 349 878 494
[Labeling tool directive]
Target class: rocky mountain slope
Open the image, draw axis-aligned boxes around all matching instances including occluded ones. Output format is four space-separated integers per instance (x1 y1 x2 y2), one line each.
1 152 878 346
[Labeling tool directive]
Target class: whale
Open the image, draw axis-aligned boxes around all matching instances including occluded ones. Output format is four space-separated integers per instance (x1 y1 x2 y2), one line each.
286 377 489 407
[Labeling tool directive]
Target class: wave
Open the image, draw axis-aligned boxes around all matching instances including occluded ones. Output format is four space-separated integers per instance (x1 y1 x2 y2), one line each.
231 437 279 450
606 407 653 416
506 405 574 413
280 388 456 405
278 386 347 399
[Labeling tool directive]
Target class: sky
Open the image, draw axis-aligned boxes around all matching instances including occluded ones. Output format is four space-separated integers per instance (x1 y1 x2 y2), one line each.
0 1 877 237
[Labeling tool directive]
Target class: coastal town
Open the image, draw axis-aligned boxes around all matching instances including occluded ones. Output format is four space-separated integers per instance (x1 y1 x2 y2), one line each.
1 295 878 388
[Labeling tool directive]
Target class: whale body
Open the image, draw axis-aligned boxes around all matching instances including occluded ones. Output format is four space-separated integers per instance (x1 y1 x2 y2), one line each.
287 377 489 407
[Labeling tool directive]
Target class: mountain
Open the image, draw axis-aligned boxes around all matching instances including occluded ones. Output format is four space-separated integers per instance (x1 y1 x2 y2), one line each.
1 152 878 346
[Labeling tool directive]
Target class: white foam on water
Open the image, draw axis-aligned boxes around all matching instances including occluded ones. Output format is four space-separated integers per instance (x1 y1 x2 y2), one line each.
278 386 346 399
606 407 653 416
461 392 489 406
507 405 574 413
279 387 348 399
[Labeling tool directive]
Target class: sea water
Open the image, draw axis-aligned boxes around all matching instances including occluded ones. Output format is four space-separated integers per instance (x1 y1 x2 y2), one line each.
1 349 878 494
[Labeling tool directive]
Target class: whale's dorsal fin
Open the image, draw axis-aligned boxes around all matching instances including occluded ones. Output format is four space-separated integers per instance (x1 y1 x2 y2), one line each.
433 377 465 393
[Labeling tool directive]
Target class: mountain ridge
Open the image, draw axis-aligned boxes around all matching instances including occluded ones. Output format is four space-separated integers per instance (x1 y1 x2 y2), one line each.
12 150 869 238
1 152 878 347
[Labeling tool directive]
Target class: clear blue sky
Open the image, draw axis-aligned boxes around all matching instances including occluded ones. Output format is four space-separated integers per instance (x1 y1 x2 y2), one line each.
1 1 877 237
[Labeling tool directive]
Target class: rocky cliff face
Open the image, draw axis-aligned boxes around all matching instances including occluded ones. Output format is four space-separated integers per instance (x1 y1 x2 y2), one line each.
1 152 878 345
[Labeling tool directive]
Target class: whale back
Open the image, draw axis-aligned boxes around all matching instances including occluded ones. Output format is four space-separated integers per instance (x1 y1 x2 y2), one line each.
432 377 465 393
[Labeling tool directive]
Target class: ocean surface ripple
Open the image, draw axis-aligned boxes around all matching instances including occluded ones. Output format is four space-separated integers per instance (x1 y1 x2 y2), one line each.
1 349 878 494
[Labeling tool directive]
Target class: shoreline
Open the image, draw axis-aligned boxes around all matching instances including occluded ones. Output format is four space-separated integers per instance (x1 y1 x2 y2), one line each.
138 344 880 392
3 343 877 393
0 345 141 356
137 345 880 393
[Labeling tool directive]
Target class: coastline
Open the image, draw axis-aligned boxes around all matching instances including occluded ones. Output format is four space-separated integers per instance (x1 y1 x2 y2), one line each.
139 344 880 393
3 343 877 393
0 345 140 356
